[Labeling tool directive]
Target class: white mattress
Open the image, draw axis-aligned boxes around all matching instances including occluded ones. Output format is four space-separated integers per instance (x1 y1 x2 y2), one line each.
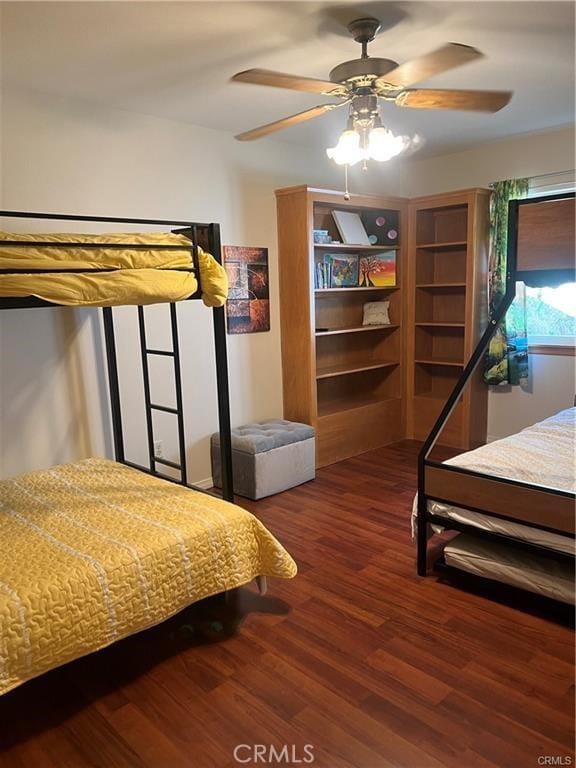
414 407 576 555
444 534 575 605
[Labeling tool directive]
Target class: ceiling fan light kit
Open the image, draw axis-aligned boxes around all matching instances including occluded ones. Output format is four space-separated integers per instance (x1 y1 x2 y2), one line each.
231 15 512 179
326 114 412 167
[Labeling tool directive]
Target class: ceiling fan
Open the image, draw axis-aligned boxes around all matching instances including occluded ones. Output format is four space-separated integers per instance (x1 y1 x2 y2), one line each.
231 17 512 146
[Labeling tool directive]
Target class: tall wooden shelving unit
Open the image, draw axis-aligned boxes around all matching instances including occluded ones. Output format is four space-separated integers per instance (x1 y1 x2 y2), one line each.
406 189 490 450
275 186 408 467
276 185 490 466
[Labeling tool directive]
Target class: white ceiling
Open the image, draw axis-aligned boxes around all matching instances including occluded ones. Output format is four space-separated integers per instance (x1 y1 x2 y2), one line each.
1 1 574 157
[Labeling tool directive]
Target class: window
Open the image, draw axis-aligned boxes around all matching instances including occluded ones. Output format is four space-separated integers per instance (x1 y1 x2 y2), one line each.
507 282 576 350
520 173 576 351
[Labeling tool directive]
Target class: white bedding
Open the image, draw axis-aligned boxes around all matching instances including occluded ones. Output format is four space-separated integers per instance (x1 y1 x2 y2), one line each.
413 407 576 555
444 534 574 604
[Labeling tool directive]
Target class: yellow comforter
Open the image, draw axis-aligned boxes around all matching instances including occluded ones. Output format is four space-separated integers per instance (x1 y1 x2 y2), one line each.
0 231 228 307
0 458 296 696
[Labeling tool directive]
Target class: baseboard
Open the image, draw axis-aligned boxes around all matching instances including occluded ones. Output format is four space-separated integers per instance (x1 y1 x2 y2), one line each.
193 476 214 490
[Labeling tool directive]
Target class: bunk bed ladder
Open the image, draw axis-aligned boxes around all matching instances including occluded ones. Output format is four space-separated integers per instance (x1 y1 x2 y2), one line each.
137 303 188 484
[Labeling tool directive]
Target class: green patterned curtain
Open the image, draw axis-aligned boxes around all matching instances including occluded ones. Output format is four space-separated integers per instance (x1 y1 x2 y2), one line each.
483 178 530 386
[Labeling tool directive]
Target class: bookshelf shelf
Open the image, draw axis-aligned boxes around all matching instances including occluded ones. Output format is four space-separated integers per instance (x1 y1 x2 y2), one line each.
315 324 399 337
415 322 465 328
416 240 468 250
415 282 467 289
315 286 396 295
314 243 399 251
316 360 399 380
415 358 464 368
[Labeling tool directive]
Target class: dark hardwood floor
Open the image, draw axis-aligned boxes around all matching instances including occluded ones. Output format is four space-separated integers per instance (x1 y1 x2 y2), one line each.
0 441 573 767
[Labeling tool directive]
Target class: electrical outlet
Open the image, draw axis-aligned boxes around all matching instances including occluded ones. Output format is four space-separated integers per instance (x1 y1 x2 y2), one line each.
154 440 163 458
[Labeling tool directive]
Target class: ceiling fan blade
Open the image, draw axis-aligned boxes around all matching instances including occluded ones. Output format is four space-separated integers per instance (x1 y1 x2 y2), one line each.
235 102 347 141
378 43 484 89
396 88 512 112
232 68 345 96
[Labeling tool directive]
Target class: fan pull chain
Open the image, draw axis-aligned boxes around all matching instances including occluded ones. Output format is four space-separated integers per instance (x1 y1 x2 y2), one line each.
344 164 351 201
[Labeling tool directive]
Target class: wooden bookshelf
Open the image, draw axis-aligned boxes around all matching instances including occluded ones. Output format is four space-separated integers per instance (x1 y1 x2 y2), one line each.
276 185 489 465
406 190 490 449
276 186 408 466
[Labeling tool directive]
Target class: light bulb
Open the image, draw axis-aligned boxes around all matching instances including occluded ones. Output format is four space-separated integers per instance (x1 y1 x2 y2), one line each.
367 126 408 162
326 129 365 166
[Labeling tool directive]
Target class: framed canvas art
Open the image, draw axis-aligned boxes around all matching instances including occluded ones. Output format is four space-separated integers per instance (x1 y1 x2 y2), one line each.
332 210 370 245
223 246 270 334
361 210 400 246
330 254 359 288
359 251 396 287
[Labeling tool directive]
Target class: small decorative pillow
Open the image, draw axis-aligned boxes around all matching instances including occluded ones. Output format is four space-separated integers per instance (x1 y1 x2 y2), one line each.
363 300 390 326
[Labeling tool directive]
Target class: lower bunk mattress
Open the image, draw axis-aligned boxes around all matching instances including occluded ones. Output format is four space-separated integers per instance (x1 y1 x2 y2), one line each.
0 458 297 696
444 534 575 605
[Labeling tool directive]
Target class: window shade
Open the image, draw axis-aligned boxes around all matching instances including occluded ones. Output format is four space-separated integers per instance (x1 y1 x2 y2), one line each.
516 195 575 287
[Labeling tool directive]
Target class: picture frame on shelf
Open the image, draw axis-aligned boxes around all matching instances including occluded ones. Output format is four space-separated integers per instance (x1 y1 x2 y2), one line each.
330 254 359 288
361 209 400 246
359 251 396 287
332 210 370 245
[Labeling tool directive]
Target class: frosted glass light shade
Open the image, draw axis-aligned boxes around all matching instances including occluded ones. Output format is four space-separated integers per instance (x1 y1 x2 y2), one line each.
367 126 408 162
326 129 365 166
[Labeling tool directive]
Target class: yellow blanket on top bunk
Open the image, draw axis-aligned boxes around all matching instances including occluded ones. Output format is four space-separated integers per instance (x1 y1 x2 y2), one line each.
0 458 297 696
0 231 228 307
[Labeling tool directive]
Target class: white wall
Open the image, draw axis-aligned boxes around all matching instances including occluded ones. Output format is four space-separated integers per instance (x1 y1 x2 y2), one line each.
399 124 576 440
0 88 350 480
488 355 575 441
399 124 575 197
1 88 573 477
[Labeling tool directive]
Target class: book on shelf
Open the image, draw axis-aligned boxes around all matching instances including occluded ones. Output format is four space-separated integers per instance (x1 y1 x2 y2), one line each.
315 259 331 289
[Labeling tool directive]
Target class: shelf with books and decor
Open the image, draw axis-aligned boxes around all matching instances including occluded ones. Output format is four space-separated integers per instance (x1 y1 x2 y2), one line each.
314 286 394 295
276 186 408 467
314 243 399 252
406 189 490 450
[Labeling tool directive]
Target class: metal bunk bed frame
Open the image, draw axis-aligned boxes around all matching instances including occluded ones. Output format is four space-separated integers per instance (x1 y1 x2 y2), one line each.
0 209 234 503
416 191 576 577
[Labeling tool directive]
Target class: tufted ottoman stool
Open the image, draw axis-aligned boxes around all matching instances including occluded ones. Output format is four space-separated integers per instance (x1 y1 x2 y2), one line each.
211 419 315 500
